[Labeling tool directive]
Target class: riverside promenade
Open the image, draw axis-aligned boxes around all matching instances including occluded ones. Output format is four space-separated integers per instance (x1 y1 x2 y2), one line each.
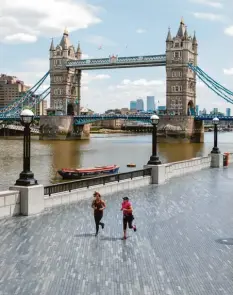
1 165 233 295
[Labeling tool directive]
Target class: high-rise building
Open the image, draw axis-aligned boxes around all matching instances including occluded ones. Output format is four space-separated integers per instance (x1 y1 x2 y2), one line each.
195 105 199 115
35 100 48 116
130 101 137 110
136 99 144 111
0 74 30 109
147 96 155 112
226 108 231 116
213 108 218 115
202 108 207 115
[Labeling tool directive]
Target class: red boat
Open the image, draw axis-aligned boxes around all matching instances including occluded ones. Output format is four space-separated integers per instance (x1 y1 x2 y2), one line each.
58 165 120 179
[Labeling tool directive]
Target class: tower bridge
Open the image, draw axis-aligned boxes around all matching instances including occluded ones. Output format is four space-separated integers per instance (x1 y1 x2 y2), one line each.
48 19 197 118
2 19 233 142
39 18 201 141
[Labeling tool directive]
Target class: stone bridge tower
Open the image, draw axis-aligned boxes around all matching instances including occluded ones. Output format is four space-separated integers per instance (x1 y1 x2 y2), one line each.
166 18 198 116
49 29 82 115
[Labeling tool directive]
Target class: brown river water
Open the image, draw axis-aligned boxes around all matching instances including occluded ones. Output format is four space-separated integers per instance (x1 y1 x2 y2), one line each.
0 132 233 190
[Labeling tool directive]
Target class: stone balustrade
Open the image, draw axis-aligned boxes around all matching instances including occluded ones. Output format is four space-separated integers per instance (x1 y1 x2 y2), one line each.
164 156 211 180
44 176 151 209
0 190 20 218
0 153 232 219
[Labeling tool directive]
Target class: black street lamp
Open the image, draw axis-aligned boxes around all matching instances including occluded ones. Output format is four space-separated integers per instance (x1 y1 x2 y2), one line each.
15 109 38 186
147 114 161 165
211 117 220 154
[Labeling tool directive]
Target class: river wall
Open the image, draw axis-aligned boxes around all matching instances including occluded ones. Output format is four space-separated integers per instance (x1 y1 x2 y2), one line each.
39 116 90 140
0 153 232 219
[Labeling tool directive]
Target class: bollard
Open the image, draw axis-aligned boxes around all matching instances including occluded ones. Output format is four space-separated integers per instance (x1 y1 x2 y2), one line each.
223 152 230 167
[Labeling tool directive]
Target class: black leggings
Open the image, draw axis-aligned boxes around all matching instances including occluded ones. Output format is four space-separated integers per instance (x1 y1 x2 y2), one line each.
123 215 134 231
94 213 104 233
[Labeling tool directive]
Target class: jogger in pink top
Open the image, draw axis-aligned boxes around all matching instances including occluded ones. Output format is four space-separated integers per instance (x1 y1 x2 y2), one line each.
121 196 136 239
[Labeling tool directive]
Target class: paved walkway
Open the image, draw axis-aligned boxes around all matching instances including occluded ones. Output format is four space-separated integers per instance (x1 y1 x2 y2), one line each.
1 167 233 295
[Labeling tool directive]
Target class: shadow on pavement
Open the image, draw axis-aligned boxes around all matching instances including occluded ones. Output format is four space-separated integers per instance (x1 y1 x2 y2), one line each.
101 236 126 241
216 238 233 245
74 233 95 237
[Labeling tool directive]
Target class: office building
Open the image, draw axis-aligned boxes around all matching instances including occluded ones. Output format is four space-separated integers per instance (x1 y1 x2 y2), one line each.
130 101 137 111
147 96 155 112
35 100 48 116
226 108 231 116
202 108 207 115
0 74 30 109
136 99 144 111
213 108 218 115
195 105 199 115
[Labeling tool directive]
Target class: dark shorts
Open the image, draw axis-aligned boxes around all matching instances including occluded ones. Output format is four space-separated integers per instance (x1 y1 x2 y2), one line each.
123 214 134 230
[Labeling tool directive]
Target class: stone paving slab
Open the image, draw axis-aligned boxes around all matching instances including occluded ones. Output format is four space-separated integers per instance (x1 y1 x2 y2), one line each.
1 166 233 294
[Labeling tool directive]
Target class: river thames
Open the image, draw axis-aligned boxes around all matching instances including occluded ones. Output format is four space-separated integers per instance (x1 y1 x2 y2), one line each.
0 132 233 190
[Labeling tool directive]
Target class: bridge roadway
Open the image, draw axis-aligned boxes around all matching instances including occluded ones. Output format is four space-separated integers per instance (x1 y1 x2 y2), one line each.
1 166 233 294
0 114 233 125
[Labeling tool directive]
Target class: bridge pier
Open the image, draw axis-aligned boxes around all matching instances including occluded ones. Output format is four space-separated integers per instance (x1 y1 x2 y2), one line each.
158 116 204 143
39 116 90 140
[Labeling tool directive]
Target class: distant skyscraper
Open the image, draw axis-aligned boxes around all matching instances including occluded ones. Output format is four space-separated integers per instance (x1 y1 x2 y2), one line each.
195 105 199 115
136 99 144 111
213 108 218 115
202 108 207 115
147 96 155 112
226 108 231 116
130 101 137 110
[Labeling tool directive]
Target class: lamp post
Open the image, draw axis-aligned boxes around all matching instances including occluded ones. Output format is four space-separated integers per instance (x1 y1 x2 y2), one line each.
147 114 161 165
15 109 38 186
211 117 220 154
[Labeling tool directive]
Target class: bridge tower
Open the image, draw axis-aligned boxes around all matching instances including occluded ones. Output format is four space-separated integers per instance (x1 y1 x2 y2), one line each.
166 18 198 116
39 31 89 140
49 29 82 115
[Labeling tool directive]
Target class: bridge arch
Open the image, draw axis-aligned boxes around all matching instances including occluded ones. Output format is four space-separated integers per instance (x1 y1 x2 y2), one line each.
187 100 195 116
67 103 74 115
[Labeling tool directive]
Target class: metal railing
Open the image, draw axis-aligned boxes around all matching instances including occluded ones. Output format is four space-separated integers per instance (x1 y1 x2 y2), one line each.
44 168 152 196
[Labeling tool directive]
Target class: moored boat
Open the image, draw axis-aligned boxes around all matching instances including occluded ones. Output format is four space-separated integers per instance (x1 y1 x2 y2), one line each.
58 165 120 180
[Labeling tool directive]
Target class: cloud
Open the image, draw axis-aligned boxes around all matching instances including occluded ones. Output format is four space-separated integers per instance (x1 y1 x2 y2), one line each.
24 58 49 72
80 72 111 86
136 29 146 34
197 81 205 88
94 74 111 80
85 35 116 46
118 79 165 88
224 26 233 36
82 53 90 59
3 33 37 44
189 0 223 8
0 0 102 44
223 68 233 75
192 12 224 21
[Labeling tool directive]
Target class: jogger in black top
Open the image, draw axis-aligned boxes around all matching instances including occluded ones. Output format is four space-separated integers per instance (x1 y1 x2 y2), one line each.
92 192 106 236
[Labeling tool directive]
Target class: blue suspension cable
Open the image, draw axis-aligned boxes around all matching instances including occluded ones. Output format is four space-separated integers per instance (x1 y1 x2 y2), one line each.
188 64 233 104
196 66 233 96
190 65 233 103
0 72 50 115
7 87 51 117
